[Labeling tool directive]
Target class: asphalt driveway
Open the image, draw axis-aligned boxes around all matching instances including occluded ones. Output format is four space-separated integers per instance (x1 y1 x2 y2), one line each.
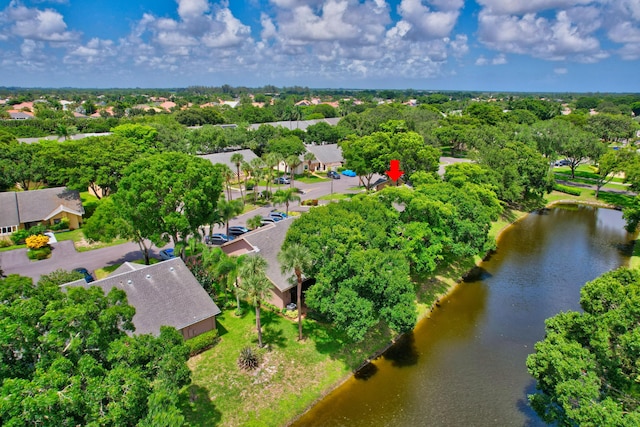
0 240 149 282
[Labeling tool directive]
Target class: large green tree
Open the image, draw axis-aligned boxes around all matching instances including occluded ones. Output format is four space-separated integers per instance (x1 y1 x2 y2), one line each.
0 274 191 426
284 196 416 341
110 152 222 259
527 268 640 425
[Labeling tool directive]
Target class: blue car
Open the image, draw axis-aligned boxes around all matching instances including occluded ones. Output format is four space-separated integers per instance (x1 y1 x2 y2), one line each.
73 267 94 283
159 248 175 260
341 169 357 177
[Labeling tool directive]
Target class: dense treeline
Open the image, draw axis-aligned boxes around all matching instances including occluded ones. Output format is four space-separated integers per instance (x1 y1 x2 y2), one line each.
0 274 191 426
527 268 640 425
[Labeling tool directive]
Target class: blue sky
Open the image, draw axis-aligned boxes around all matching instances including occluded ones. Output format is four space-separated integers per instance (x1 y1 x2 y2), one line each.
1 0 639 92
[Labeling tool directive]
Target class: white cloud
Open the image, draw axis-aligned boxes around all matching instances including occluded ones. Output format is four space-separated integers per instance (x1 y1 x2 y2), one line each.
476 0 593 15
394 0 462 40
177 0 210 20
475 53 507 65
3 1 79 42
554 67 568 74
477 8 605 61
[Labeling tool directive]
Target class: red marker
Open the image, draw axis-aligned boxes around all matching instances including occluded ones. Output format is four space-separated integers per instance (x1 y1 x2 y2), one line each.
386 159 404 182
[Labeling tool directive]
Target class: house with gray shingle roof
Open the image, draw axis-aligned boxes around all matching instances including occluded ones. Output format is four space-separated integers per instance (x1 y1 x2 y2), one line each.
221 219 308 309
61 257 221 340
0 187 84 238
199 149 259 178
304 143 344 172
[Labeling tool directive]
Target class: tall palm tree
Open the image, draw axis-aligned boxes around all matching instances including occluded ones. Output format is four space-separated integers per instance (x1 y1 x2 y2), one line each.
273 188 300 216
285 154 302 189
278 244 313 341
238 255 270 347
303 152 316 176
216 197 243 236
241 161 252 204
249 157 265 200
218 164 234 200
264 152 281 197
203 247 244 310
230 152 244 203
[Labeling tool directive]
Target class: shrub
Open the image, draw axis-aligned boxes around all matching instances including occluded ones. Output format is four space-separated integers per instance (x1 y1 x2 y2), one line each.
27 246 51 260
237 346 260 371
185 329 219 357
10 229 29 245
0 239 12 248
302 199 318 206
553 184 582 196
284 309 298 320
49 217 70 231
25 234 49 249
28 224 47 236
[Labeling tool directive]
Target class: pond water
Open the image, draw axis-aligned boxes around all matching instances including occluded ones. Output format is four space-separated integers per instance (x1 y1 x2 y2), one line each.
292 205 636 427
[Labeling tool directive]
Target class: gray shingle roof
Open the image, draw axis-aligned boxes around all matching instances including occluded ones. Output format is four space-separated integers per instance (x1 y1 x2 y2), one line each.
61 258 221 336
305 144 344 165
0 187 84 227
247 118 340 131
223 219 297 292
0 192 19 227
199 149 259 171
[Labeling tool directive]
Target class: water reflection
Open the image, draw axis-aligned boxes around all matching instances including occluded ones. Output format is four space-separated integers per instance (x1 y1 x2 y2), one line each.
293 206 635 427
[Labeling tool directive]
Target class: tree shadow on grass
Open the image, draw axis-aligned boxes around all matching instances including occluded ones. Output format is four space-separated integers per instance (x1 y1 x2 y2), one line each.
260 310 288 349
179 384 222 426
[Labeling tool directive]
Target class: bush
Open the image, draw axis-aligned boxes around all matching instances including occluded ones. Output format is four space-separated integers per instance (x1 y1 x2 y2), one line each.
26 234 49 249
302 199 318 206
185 329 219 356
0 239 12 248
10 229 29 245
553 183 582 196
284 309 298 320
28 224 47 236
237 346 260 371
49 217 70 231
27 246 51 260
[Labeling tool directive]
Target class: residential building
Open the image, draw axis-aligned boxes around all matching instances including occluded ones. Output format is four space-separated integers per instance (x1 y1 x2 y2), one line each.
61 258 221 340
0 187 84 238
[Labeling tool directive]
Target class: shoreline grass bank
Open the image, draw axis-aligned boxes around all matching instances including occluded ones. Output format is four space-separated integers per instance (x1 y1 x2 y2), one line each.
183 192 637 426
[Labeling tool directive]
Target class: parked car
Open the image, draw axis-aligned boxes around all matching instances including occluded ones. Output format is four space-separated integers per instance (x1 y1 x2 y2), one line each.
327 170 341 179
159 248 175 260
273 176 291 185
207 233 234 245
228 226 250 237
554 159 570 167
341 169 357 177
261 217 277 225
270 211 287 220
73 267 94 283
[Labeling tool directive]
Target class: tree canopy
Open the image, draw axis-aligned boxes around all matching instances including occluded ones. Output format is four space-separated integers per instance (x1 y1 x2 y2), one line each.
0 274 191 426
527 268 640 426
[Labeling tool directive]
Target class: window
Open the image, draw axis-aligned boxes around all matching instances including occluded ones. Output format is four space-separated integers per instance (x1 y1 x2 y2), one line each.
0 225 17 236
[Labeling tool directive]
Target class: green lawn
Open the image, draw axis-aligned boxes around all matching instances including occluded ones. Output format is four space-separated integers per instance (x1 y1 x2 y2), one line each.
94 258 159 279
54 228 128 252
317 193 353 201
179 304 394 427
295 175 329 184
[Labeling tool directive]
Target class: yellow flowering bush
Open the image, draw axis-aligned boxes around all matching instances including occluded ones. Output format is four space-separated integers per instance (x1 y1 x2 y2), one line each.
26 234 50 249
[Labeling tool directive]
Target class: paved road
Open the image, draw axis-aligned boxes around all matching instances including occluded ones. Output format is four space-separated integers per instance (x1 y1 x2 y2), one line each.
1 158 467 282
0 241 157 282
